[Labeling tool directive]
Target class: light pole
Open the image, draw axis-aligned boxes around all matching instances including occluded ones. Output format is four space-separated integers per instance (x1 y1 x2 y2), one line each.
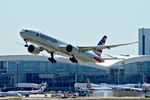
118 62 124 85
16 61 20 85
118 67 120 84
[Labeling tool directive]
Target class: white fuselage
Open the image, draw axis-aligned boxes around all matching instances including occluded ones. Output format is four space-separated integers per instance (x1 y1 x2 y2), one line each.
0 88 43 97
20 29 101 63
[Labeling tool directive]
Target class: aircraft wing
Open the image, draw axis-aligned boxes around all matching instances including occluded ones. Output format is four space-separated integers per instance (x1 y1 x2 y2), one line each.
101 54 125 60
78 41 137 52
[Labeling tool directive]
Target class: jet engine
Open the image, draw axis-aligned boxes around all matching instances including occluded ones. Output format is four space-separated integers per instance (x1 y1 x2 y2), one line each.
66 44 79 54
28 45 41 54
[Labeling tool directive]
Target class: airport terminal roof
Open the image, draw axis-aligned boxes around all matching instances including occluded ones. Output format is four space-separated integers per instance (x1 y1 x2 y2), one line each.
95 55 150 68
111 55 150 67
0 55 107 70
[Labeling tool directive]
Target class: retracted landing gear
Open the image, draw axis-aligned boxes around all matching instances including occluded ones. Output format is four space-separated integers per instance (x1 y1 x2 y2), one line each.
69 56 78 63
48 53 56 63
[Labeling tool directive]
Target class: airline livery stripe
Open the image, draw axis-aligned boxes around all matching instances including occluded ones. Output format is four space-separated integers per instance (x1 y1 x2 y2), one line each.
95 53 101 56
94 50 101 56
93 57 103 62
98 50 102 53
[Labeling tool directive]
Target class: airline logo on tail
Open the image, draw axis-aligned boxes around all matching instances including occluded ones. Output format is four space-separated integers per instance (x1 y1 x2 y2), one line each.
93 35 107 62
95 35 107 56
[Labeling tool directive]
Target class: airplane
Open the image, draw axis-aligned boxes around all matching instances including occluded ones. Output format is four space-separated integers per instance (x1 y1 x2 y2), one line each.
20 29 137 63
0 84 46 97
108 84 142 92
87 79 143 92
87 79 112 91
0 91 22 97
11 86 45 97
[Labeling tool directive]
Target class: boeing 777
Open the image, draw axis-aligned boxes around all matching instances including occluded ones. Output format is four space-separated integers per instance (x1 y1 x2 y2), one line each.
20 29 137 63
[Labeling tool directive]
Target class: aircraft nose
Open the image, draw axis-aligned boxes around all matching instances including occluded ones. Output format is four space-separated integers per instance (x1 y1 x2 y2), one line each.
20 29 29 38
20 31 25 37
20 31 24 36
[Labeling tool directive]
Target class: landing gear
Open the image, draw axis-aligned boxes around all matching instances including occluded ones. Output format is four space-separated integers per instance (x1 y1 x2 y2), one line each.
69 56 78 63
25 41 28 47
48 53 56 63
24 39 28 47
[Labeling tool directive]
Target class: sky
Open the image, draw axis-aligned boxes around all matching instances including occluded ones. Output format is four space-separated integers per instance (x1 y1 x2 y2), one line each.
0 0 150 56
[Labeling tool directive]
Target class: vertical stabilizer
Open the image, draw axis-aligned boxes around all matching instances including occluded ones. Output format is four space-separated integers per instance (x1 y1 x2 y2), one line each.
93 35 107 56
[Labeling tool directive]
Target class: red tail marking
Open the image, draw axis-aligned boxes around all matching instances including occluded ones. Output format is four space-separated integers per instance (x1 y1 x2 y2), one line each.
93 57 103 62
98 50 102 53
95 53 101 56
87 79 95 91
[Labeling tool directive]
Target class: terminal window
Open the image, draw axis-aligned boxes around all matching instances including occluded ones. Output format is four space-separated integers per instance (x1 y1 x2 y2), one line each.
0 61 8 69
142 35 145 55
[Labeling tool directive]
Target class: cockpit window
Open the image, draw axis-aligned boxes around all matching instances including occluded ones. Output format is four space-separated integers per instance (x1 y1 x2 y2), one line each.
23 29 28 32
22 29 28 32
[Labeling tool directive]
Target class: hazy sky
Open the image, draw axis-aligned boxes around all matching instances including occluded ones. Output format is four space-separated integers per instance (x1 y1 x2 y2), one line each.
0 0 149 56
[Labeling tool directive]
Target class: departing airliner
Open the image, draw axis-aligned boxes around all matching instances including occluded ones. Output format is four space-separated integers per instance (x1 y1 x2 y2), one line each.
20 29 137 63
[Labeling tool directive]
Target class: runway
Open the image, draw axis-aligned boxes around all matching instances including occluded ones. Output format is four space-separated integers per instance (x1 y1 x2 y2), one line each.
0 97 148 100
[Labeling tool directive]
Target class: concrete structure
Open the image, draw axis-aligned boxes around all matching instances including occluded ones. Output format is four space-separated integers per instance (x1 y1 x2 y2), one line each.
139 28 150 55
0 55 150 91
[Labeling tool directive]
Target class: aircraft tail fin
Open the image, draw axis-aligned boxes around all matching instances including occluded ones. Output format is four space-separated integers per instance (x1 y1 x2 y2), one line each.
93 35 107 56
87 78 94 91
87 78 91 89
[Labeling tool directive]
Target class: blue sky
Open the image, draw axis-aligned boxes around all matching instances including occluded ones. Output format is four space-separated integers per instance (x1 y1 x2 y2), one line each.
0 0 149 56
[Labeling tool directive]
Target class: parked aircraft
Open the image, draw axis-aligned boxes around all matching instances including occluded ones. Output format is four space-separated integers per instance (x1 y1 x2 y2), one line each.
20 29 137 63
0 91 22 97
108 84 142 92
0 87 44 97
0 82 46 97
13 87 45 97
87 79 112 91
87 79 143 92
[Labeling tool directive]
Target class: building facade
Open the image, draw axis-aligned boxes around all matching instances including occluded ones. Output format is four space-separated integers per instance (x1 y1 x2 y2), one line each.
0 55 150 91
109 56 150 84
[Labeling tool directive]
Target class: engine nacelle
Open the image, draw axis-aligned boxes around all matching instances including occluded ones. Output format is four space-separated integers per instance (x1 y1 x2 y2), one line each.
66 44 79 54
28 45 41 54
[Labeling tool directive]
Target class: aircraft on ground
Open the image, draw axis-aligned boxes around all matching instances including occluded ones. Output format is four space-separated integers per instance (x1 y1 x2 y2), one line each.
0 91 22 97
87 79 142 92
87 79 112 91
20 29 137 63
0 87 45 97
0 82 46 97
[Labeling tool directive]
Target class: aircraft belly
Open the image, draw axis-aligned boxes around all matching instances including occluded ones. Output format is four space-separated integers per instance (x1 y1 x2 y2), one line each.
76 53 94 62
28 37 96 62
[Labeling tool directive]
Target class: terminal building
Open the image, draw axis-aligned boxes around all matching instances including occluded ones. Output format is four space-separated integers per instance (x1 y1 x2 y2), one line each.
0 55 150 91
0 55 107 91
